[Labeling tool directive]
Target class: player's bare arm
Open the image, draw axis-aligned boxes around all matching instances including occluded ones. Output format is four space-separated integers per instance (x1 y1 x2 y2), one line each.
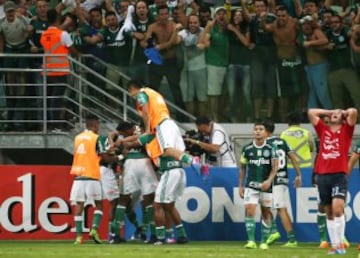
343 108 358 126
308 109 332 126
347 152 360 176
262 158 278 191
239 163 246 198
288 152 302 187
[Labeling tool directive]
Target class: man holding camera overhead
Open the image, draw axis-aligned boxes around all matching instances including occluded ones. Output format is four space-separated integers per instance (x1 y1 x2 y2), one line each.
185 116 236 167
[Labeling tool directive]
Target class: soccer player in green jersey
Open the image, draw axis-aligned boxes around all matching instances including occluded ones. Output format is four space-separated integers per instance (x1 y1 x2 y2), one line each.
239 121 278 250
110 122 158 244
263 119 301 247
118 132 189 245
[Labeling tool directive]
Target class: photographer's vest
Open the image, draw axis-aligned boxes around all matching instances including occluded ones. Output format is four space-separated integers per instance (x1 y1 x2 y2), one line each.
70 130 101 180
208 123 236 167
136 87 170 133
280 126 312 168
40 26 70 76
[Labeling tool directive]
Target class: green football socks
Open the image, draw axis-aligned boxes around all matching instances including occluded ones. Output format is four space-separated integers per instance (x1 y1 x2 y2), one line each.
317 213 327 242
245 217 256 241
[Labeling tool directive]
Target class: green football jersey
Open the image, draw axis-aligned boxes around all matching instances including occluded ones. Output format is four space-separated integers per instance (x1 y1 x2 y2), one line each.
267 136 292 186
126 145 148 159
240 140 278 191
325 27 352 70
100 24 132 66
352 141 360 154
30 17 49 50
97 135 110 154
130 18 154 64
158 156 182 172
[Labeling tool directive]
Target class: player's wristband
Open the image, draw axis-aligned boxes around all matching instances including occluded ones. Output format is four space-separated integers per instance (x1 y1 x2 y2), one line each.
196 140 200 145
117 154 124 161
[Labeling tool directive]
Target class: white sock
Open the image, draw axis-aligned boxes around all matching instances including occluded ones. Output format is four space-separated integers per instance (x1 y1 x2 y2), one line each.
326 219 339 248
341 215 346 241
334 215 345 246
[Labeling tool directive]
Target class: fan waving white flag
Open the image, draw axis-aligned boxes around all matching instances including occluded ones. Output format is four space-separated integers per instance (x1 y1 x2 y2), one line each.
116 5 136 41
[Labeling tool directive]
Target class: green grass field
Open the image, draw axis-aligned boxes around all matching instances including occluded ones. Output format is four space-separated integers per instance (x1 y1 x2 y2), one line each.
0 241 358 258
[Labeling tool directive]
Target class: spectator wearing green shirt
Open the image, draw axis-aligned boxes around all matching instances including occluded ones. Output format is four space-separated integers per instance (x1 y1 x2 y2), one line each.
198 7 229 122
325 14 360 113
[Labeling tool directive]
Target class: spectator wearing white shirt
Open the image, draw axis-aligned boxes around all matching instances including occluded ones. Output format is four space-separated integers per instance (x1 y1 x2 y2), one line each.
175 15 207 117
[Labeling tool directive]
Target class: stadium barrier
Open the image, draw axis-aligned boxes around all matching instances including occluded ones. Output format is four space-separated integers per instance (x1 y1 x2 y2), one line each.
0 165 359 242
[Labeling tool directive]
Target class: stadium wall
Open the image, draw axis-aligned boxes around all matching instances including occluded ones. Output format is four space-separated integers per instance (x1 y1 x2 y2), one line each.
0 165 359 242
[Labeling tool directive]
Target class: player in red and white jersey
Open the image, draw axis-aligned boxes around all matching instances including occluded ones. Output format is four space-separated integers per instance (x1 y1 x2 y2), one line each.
308 108 357 255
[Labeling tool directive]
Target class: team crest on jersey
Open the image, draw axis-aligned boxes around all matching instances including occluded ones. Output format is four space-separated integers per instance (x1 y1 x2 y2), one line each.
249 152 254 156
263 149 270 158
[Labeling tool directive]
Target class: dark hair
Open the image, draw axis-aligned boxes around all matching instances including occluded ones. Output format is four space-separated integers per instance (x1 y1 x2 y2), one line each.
157 4 168 13
287 111 302 125
263 118 275 133
105 11 117 18
85 114 99 128
331 14 342 22
126 79 145 90
229 9 249 32
47 9 59 25
64 13 78 27
254 0 268 7
304 0 318 6
134 0 148 19
89 7 102 15
199 5 211 13
195 116 211 125
322 9 335 15
254 119 266 127
116 121 135 131
275 5 288 13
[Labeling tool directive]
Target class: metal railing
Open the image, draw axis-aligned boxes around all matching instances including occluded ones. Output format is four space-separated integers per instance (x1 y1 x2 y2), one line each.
0 53 195 135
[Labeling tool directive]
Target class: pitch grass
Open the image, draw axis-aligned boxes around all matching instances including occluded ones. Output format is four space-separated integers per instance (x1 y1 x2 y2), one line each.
0 241 358 258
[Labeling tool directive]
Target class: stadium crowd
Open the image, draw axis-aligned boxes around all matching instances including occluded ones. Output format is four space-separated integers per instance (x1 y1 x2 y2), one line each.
1 0 360 129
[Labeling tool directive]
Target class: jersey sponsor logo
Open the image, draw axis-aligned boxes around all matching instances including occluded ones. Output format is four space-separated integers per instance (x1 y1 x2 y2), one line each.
164 160 181 167
277 171 286 177
276 177 289 184
248 157 270 166
249 181 262 189
322 136 340 159
321 152 341 159
281 58 301 67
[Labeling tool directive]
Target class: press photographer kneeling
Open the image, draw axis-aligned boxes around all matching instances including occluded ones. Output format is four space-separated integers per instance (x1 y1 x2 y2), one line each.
184 116 237 167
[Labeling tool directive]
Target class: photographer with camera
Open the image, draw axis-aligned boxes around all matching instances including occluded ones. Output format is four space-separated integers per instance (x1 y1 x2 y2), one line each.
185 116 237 167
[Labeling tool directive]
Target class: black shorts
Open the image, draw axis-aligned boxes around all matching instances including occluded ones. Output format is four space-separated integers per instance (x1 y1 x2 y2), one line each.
317 173 348 205
276 58 303 97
